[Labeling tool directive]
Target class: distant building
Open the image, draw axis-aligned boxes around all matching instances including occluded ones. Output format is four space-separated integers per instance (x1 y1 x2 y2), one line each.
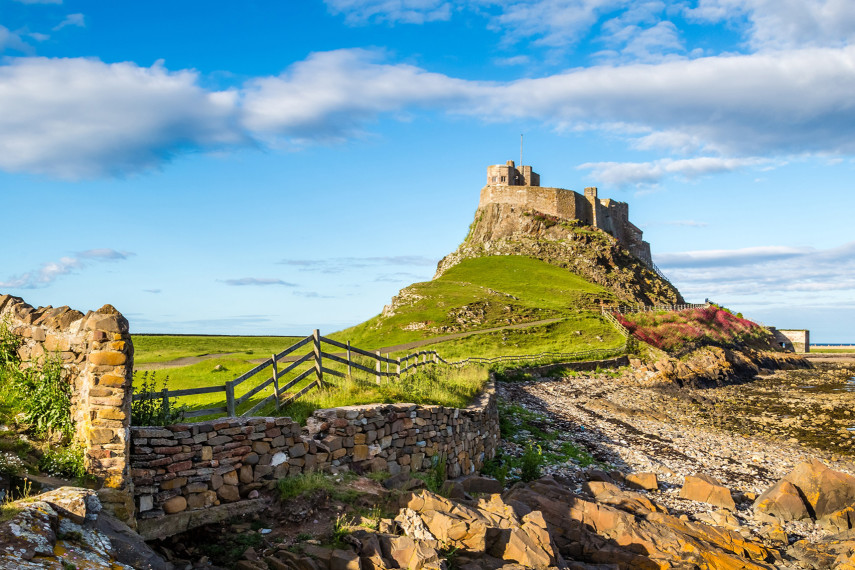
770 328 810 353
482 161 652 266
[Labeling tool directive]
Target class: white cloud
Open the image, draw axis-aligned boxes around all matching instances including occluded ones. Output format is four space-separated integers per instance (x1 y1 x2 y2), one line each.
221 278 297 287
53 13 85 31
241 49 474 141
0 249 134 289
0 25 30 53
577 156 771 186
0 57 245 178
657 242 855 304
7 46 855 178
686 0 855 50
324 0 452 24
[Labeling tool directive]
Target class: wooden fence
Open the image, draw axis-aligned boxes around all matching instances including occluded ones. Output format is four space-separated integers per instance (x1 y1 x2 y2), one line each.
607 302 709 314
132 328 628 422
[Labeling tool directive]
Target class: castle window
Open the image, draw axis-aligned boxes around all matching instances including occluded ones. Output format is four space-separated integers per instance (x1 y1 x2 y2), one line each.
501 176 507 182
491 176 498 183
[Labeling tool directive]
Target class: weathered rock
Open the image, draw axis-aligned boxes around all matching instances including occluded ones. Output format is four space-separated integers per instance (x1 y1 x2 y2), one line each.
582 480 665 515
754 479 811 521
679 473 736 510
330 548 361 570
461 475 504 495
783 458 855 519
624 471 658 491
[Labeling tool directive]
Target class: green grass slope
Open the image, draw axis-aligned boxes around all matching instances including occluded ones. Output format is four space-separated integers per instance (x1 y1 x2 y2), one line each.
332 255 622 355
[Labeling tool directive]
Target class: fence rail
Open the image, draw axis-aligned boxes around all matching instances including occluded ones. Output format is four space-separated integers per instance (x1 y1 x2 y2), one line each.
607 302 710 314
133 321 631 421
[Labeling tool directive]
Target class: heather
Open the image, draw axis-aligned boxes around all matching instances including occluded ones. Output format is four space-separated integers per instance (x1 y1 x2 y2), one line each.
615 306 769 353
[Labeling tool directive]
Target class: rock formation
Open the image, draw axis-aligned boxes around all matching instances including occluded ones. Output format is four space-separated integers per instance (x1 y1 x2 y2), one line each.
436 202 683 306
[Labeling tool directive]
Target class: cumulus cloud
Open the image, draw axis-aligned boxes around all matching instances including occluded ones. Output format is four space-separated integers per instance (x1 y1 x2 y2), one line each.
241 49 473 141
657 242 855 302
221 278 297 287
577 156 772 186
324 0 452 24
0 57 246 178
686 0 855 50
0 248 134 289
8 46 855 178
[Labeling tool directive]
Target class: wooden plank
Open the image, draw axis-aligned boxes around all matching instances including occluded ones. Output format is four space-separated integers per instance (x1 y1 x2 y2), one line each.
278 368 315 392
313 329 323 386
235 376 274 405
324 353 385 376
328 340 396 363
226 381 236 417
274 335 313 360
242 394 276 417
280 351 314 375
271 355 280 411
132 384 226 401
280 380 319 406
181 406 228 419
231 359 273 387
321 366 345 378
317 335 349 351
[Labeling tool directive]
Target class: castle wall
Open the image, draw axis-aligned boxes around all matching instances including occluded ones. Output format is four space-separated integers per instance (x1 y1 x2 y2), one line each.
771 329 810 353
0 295 135 526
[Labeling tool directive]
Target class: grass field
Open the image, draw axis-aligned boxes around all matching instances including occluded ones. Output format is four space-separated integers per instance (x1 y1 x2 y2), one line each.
133 335 302 364
130 256 628 424
332 256 618 349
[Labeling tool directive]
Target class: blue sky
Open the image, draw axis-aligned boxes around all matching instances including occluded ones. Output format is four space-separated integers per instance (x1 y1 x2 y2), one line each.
1 0 854 341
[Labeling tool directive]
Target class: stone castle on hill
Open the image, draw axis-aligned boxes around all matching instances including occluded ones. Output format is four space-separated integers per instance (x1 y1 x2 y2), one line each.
483 160 653 266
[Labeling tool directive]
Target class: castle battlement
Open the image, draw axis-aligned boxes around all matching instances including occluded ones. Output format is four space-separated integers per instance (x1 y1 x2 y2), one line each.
482 161 652 266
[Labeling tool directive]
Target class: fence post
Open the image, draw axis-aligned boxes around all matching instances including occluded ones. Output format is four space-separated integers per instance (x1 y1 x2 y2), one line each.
375 351 381 384
271 354 280 411
226 381 236 417
313 329 324 386
385 355 389 374
161 388 170 420
346 341 352 377
396 357 401 378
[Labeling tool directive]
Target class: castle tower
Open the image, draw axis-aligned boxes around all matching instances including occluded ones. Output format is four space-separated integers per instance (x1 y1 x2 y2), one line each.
487 160 540 187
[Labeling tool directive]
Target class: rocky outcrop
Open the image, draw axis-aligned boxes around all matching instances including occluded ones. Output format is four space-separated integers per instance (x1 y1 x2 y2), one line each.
628 345 811 388
756 459 855 532
435 203 683 306
0 486 168 569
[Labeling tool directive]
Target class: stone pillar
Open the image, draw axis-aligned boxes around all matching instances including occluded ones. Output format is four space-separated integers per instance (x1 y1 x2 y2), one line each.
0 296 135 527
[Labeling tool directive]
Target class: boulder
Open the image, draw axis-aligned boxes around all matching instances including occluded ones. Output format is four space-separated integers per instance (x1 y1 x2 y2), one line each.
679 474 736 510
461 475 504 495
581 480 664 515
625 472 659 491
754 479 811 521
782 459 855 519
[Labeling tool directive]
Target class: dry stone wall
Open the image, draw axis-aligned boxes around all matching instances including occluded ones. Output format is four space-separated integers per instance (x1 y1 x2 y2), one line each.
130 382 498 539
0 294 135 526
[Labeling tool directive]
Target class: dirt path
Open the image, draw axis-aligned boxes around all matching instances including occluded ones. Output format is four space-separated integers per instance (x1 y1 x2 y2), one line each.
134 318 564 371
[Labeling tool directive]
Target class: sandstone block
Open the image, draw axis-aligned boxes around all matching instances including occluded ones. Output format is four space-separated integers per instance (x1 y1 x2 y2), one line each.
754 479 810 521
223 470 239 486
626 472 659 491
217 484 240 503
163 495 187 514
679 474 736 510
89 351 127 366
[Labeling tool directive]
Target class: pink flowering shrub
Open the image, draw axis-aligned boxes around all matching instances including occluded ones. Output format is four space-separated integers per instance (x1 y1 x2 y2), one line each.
615 306 766 353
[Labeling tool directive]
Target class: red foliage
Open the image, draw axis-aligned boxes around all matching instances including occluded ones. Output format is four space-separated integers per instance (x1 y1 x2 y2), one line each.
614 306 765 352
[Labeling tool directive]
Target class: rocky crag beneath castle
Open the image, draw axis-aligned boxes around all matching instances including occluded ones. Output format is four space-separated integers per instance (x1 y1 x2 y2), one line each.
435 162 683 306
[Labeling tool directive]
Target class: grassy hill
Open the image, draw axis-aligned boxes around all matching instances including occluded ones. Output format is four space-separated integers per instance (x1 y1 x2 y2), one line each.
332 255 624 356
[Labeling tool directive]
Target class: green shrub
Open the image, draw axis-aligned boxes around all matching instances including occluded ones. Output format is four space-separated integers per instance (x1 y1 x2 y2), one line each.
38 444 86 480
413 453 447 494
17 356 73 440
520 443 543 482
131 371 186 426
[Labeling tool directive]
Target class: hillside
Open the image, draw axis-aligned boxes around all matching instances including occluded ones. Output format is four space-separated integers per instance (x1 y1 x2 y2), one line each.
332 255 624 354
438 202 683 306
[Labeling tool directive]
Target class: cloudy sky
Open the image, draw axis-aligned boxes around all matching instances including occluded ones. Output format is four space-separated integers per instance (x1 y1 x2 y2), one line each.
1 0 854 341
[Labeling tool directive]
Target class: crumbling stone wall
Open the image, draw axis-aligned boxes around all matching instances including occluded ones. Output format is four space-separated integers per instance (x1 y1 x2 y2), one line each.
130 382 498 539
0 294 135 526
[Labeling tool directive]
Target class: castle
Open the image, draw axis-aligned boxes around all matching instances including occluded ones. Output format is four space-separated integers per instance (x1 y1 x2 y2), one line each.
482 161 653 266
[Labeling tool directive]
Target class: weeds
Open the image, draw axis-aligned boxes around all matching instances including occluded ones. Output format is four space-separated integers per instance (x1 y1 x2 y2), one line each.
413 454 447 494
277 471 360 503
519 444 543 482
38 445 86 480
131 371 186 426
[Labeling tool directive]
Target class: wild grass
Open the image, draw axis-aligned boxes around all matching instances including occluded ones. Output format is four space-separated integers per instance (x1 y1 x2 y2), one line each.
615 305 770 353
275 364 489 425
